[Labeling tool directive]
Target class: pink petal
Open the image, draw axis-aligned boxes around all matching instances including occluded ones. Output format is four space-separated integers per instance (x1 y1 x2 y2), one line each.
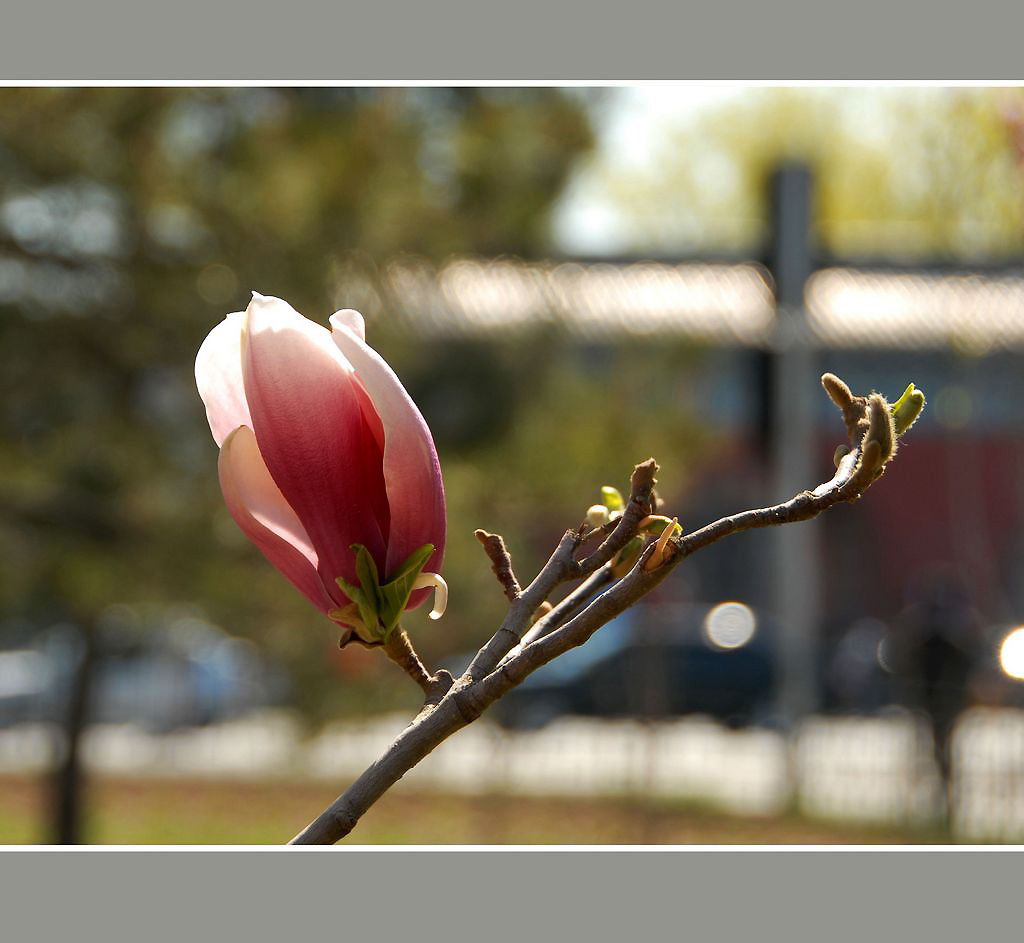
330 309 446 590
195 311 252 447
218 426 339 615
242 295 390 590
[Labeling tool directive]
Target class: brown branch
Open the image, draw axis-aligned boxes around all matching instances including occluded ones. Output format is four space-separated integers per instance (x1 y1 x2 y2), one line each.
516 565 615 651
473 529 521 602
468 554 676 711
570 458 659 578
472 448 885 714
462 529 580 683
290 443 885 845
460 460 658 684
672 450 863 562
382 626 452 705
289 379 906 845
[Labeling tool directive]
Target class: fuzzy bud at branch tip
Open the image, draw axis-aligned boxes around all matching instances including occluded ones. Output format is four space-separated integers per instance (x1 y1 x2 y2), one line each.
853 439 884 487
822 372 869 440
821 373 854 412
864 393 896 465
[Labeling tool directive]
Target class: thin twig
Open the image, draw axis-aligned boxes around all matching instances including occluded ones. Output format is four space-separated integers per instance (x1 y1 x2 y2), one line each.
382 626 435 694
461 461 659 683
290 372 907 845
289 438 881 845
473 529 521 602
463 530 580 682
382 626 453 709
517 565 614 650
569 459 659 578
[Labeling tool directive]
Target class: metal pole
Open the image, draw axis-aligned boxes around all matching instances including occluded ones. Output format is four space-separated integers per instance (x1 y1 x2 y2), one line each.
768 163 821 729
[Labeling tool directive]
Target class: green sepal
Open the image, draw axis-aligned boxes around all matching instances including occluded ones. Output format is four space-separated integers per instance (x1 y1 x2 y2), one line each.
335 543 435 644
377 543 434 641
890 382 926 437
355 544 381 601
335 545 383 643
601 486 625 514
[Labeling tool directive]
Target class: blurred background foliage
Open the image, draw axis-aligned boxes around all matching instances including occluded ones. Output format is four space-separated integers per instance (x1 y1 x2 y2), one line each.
3 85 1024 732
0 87 646 725
558 87 1024 261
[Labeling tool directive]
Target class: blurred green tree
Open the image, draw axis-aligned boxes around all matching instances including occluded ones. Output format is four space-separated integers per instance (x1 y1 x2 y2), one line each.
573 87 1024 260
0 87 597 724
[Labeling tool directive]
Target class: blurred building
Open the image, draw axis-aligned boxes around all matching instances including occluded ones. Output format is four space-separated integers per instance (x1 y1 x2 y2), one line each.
361 246 1024 723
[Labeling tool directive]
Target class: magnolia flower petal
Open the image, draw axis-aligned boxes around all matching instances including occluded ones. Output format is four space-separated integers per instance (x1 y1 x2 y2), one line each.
219 426 338 614
243 294 390 589
195 311 252 447
331 307 365 342
330 310 446 589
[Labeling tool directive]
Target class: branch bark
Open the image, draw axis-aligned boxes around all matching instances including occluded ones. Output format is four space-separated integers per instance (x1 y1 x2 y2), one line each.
290 420 887 844
474 529 521 602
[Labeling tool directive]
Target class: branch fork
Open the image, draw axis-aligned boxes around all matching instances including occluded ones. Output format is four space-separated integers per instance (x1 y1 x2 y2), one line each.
289 373 920 845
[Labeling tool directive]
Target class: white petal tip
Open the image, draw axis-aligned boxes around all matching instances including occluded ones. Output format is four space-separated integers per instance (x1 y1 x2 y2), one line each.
246 292 271 317
330 308 366 343
413 571 447 621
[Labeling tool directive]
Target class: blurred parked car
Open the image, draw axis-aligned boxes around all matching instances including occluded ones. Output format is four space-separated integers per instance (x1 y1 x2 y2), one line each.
0 617 284 731
0 649 51 726
463 601 778 730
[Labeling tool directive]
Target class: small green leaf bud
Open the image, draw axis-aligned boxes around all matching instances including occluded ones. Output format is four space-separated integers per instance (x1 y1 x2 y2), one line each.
601 486 625 514
611 536 644 578
890 382 926 437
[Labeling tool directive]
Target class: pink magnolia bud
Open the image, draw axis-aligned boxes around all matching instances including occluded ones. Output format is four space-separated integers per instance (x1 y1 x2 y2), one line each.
196 293 446 623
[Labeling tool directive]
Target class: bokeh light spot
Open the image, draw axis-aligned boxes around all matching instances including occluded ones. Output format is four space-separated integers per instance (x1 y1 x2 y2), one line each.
933 385 974 430
999 626 1024 680
704 602 757 650
197 263 239 306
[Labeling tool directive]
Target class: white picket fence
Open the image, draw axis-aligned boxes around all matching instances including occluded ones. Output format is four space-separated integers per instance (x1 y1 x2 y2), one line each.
3 707 1024 840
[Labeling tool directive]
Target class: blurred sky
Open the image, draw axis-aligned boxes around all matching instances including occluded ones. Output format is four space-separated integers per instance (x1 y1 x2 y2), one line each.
554 85 746 253
551 85 1024 258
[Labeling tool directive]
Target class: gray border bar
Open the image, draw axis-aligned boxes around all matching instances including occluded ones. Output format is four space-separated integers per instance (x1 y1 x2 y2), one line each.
2 1 1024 79
2 849 1021 938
